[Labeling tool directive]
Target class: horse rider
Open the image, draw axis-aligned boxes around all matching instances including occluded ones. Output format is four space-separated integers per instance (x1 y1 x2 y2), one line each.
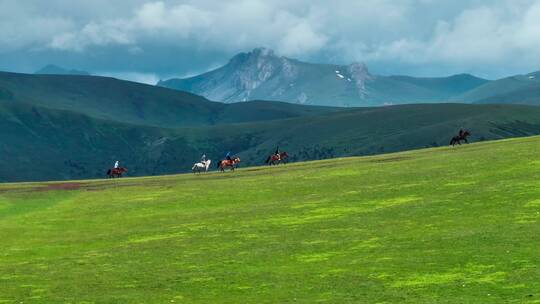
274 146 281 160
201 153 207 164
458 128 465 138
225 151 232 161
114 160 119 169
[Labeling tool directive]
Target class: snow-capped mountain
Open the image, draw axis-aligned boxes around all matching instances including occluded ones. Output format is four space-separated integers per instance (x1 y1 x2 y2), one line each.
158 48 488 106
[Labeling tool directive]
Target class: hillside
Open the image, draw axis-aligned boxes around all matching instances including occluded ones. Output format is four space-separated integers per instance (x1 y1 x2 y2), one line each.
455 71 540 104
474 85 540 106
2 100 540 182
0 71 335 128
0 136 539 302
158 48 489 106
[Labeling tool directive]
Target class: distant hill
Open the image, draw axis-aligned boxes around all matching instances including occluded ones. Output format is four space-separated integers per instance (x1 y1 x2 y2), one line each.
474 85 540 106
454 71 540 104
35 64 90 76
158 48 489 106
0 72 336 128
1 97 540 181
2 71 540 182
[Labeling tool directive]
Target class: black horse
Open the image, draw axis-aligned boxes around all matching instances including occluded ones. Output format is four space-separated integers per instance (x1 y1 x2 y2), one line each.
450 130 471 146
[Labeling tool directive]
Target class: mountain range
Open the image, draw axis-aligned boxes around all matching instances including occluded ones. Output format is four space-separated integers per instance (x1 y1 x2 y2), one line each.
35 64 90 76
2 71 540 182
158 48 540 107
157 48 490 106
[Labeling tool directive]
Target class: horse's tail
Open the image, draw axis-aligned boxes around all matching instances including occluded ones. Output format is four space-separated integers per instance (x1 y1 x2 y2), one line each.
106 169 111 176
265 156 271 164
216 160 222 169
205 160 211 171
192 164 197 171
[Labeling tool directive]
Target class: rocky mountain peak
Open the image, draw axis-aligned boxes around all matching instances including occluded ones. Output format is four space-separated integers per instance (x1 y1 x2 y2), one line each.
347 62 371 95
250 47 276 58
229 47 278 65
347 62 370 78
224 48 298 100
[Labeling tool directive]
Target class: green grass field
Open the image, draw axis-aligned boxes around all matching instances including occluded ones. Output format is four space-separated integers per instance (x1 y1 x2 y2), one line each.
1 136 539 303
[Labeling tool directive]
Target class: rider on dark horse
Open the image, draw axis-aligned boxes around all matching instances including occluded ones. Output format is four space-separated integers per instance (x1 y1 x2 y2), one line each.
450 128 471 146
225 151 231 161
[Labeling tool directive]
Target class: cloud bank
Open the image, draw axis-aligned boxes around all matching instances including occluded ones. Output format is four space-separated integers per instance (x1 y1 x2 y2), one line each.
1 0 540 80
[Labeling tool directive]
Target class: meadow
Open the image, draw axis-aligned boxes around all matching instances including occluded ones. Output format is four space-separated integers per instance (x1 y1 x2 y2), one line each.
0 136 539 303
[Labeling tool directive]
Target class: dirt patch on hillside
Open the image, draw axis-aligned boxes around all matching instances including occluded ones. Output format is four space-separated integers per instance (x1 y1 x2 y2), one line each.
371 156 412 163
0 174 185 194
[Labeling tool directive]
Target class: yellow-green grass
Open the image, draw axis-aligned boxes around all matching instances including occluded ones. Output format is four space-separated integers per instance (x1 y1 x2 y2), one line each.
1 136 540 303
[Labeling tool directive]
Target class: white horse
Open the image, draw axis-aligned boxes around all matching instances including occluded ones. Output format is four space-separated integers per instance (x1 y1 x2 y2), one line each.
192 159 211 173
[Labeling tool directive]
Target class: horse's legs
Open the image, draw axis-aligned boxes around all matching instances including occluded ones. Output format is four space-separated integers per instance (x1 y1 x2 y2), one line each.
464 137 469 144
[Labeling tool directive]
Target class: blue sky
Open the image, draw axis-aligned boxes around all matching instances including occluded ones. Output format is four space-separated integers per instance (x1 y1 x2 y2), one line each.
1 0 540 83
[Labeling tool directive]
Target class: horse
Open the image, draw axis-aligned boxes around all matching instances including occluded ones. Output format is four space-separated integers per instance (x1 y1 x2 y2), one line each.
107 167 128 178
216 157 240 172
192 160 211 174
450 130 471 146
265 152 289 165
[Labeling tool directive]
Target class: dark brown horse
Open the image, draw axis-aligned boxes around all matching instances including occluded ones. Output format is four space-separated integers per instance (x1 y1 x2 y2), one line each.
217 157 240 172
265 152 289 165
450 130 471 146
107 167 128 178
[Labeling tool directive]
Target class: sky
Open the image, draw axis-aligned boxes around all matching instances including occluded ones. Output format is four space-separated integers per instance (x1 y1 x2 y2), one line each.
1 0 540 83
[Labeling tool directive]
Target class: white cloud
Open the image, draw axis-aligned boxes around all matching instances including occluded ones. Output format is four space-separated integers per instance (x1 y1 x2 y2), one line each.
49 20 134 51
97 71 160 85
2 0 540 78
0 1 73 51
335 1 540 74
45 0 329 56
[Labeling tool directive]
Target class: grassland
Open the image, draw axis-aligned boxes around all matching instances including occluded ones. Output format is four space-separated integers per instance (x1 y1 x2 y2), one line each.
0 136 539 303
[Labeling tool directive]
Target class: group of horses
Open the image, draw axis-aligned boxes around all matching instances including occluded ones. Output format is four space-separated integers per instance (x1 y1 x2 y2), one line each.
191 151 289 174
106 130 471 177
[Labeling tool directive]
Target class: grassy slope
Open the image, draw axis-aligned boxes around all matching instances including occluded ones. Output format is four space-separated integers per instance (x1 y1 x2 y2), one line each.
386 74 489 101
455 73 540 103
474 84 540 106
187 103 540 165
3 101 540 182
0 72 335 128
0 136 539 303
